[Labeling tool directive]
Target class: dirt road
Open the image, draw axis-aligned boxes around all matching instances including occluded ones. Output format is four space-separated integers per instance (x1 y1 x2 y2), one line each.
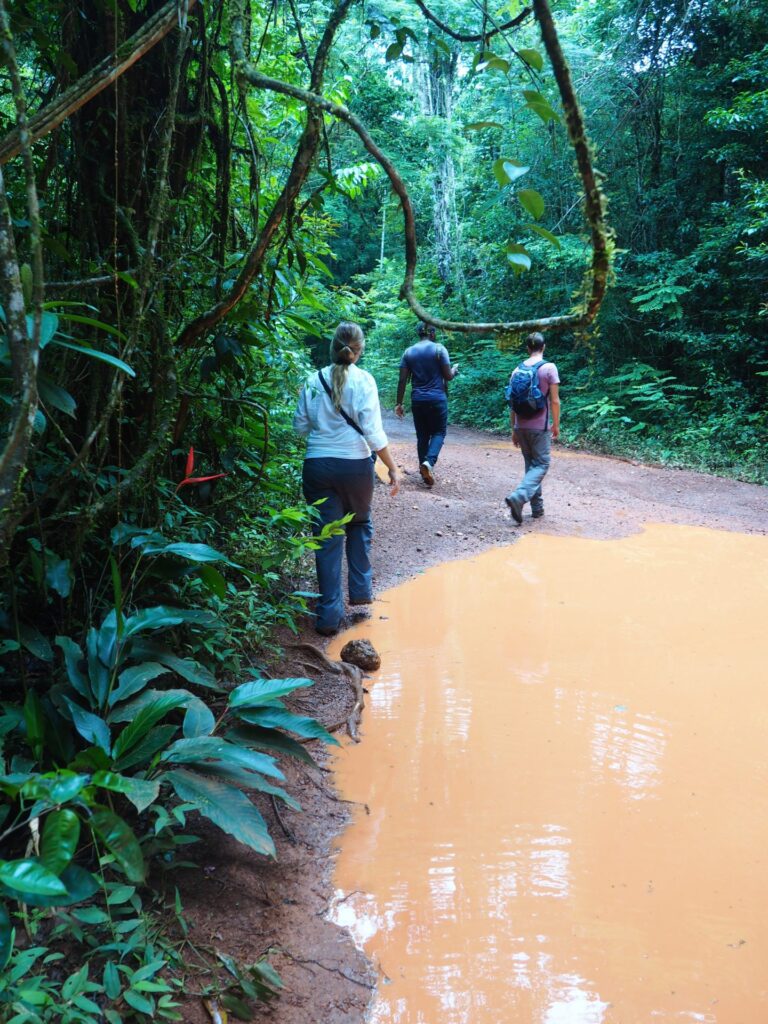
181 417 766 1023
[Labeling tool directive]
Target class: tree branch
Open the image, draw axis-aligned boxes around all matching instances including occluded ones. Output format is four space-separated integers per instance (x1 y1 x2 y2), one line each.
0 0 199 165
412 0 532 43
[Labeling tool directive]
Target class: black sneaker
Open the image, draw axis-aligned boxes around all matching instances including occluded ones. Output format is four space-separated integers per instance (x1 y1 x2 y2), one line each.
505 494 523 524
531 508 544 519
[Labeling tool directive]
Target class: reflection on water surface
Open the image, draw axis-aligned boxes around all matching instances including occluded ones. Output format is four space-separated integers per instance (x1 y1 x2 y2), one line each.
328 525 768 1023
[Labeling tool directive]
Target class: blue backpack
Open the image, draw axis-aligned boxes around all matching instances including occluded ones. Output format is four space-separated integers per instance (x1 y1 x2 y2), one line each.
505 360 550 419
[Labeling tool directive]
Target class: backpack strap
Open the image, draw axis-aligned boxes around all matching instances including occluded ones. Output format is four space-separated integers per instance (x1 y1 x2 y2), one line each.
317 370 365 437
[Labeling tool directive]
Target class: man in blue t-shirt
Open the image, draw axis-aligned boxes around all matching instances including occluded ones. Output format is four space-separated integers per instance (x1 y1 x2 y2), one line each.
395 322 459 487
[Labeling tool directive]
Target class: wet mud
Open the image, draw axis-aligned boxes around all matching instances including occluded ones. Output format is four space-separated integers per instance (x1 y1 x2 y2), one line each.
328 525 768 1023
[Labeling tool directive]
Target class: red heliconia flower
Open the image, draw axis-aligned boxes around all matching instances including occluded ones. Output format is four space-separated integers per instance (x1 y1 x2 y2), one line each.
176 445 227 493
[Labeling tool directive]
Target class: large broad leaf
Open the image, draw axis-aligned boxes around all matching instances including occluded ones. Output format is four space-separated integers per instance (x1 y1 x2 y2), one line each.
109 662 170 707
517 47 544 71
464 120 503 131
38 376 76 417
86 626 110 705
92 771 160 814
140 541 241 569
26 311 59 348
56 312 127 342
225 725 318 766
229 676 313 710
0 863 98 908
492 158 530 187
50 338 135 376
236 707 337 745
18 623 53 663
128 641 219 690
525 223 561 249
0 902 12 971
55 637 90 701
64 698 111 754
20 771 90 806
0 859 68 897
161 736 283 779
523 90 561 124
505 242 532 274
518 188 545 221
183 702 215 738
162 770 275 857
202 764 300 810
89 808 145 883
111 693 188 762
39 810 80 876
121 606 217 639
112 724 178 773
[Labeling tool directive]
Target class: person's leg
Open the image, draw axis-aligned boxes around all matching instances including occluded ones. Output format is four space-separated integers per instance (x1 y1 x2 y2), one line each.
333 459 375 604
425 400 448 467
509 429 551 506
302 459 346 633
410 403 430 465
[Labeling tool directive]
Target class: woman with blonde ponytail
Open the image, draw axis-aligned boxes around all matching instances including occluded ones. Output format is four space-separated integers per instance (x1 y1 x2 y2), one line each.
293 322 400 636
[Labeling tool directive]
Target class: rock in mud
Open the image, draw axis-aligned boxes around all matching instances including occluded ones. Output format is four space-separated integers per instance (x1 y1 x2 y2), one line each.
340 639 381 672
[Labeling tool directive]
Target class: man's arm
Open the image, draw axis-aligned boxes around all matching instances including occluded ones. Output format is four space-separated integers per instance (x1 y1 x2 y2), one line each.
439 348 459 382
395 365 410 418
549 383 561 440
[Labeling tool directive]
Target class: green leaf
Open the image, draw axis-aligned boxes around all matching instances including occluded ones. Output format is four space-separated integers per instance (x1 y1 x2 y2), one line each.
229 676 313 710
38 376 77 417
109 662 170 706
225 725 318 766
525 223 561 249
111 724 179 772
89 808 145 882
464 121 504 131
111 693 188 762
162 770 275 857
55 312 128 343
477 54 510 73
20 263 33 306
27 311 59 348
64 698 111 753
162 736 284 779
518 188 545 220
92 771 160 814
492 158 529 187
0 903 14 971
0 859 68 897
0 864 98 908
197 564 227 599
517 47 543 71
141 542 241 568
72 906 110 925
128 641 219 689
505 241 532 273
50 339 136 376
523 92 561 123
121 606 217 640
124 989 154 1015
385 42 403 61
104 960 122 999
55 637 90 701
18 623 53 663
183 702 215 739
237 707 338 745
39 810 80 876
45 552 72 598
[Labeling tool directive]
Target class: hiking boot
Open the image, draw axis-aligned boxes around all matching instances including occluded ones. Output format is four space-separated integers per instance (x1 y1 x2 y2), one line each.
420 461 435 487
531 507 544 519
348 595 372 605
505 494 523 524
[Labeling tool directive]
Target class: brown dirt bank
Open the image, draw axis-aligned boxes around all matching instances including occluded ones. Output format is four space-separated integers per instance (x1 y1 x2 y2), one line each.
179 415 766 1023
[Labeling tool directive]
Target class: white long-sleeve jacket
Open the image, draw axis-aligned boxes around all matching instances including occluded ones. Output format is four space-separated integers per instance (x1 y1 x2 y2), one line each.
293 364 388 459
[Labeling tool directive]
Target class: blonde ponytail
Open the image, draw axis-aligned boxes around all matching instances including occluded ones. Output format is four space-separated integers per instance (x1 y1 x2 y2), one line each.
329 322 364 409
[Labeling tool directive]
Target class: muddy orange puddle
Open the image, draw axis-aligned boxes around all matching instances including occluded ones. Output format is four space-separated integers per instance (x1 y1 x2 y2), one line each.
327 524 768 1023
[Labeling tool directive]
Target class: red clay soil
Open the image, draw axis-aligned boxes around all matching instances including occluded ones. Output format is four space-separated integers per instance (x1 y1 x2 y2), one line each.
178 414 767 1023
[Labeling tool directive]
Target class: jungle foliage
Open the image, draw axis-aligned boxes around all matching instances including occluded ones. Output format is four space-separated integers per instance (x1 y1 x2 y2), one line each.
0 0 766 1019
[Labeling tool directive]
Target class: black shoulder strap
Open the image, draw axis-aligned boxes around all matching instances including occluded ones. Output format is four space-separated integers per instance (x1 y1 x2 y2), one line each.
317 370 365 436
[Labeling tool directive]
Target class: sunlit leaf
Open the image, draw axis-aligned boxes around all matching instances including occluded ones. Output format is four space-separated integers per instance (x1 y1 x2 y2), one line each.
518 189 545 220
464 121 504 131
40 810 80 876
492 158 529 187
517 48 544 71
89 807 145 882
0 859 68 897
525 223 561 248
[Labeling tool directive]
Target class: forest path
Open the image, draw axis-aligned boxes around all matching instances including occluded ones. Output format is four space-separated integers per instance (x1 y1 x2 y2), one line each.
181 419 765 1024
371 411 766 595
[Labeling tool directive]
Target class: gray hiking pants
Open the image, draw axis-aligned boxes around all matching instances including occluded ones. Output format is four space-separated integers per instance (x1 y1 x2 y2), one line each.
508 428 551 514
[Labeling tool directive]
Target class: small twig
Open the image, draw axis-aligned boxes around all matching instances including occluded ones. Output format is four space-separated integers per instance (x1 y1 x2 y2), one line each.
278 950 374 990
270 794 297 844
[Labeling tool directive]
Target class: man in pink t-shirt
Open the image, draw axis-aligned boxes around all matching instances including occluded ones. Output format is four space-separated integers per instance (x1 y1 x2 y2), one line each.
504 333 561 524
